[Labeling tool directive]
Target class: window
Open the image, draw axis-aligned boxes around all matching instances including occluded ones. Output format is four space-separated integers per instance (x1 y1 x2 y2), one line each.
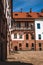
26 14 32 17
37 23 40 29
26 34 28 40
19 34 22 39
25 22 28 28
39 43 41 47
17 22 21 28
19 43 22 47
39 48 42 51
32 43 34 47
15 14 18 16
26 43 28 47
14 33 17 39
38 34 41 39
31 43 34 50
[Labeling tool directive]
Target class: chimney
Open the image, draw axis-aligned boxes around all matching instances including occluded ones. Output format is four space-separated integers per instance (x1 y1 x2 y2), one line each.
30 8 32 13
41 9 43 13
20 8 23 13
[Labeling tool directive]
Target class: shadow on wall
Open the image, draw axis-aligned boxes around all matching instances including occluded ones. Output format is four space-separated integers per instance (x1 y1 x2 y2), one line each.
0 61 33 65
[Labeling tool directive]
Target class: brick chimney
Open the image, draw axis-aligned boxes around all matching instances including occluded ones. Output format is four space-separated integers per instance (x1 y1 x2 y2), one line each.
41 9 43 13
20 8 23 13
30 8 32 13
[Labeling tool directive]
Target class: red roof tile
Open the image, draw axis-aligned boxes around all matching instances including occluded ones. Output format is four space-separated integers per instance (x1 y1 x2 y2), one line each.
12 12 43 19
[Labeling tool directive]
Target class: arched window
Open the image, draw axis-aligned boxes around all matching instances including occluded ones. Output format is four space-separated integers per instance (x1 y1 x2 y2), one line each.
19 43 22 47
31 43 34 50
39 43 41 47
19 34 22 39
26 34 28 40
26 43 28 47
32 43 34 47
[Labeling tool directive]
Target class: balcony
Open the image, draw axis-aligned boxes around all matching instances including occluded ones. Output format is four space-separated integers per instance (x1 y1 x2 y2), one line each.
10 26 34 31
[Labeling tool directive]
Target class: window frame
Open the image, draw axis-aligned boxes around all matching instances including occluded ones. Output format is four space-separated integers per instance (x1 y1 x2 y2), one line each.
14 33 17 39
37 23 40 29
26 34 28 40
32 43 34 47
26 43 28 47
38 34 41 39
39 43 41 47
19 34 22 39
19 43 22 47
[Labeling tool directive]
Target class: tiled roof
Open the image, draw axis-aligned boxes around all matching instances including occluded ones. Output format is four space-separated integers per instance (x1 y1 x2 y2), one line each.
12 12 43 19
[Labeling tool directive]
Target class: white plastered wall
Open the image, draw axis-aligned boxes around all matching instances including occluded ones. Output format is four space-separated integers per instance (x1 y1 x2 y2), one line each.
35 19 43 40
11 33 24 40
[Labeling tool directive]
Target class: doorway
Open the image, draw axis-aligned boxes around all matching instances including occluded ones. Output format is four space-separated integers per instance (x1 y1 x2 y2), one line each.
14 46 18 51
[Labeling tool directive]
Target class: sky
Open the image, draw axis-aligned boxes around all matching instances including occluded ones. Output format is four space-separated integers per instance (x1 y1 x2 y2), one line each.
12 0 43 12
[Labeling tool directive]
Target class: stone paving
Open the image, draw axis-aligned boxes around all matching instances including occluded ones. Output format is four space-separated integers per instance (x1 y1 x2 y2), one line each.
7 50 43 65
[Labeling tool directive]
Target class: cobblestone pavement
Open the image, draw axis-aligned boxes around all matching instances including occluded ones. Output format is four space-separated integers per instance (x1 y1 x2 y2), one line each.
6 43 43 65
7 48 43 65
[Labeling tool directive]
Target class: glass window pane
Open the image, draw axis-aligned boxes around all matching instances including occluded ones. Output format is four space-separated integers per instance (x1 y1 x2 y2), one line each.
26 43 28 47
38 34 41 39
26 34 28 39
19 43 22 47
32 43 34 47
37 23 40 29
19 34 22 39
39 43 41 47
14 33 17 39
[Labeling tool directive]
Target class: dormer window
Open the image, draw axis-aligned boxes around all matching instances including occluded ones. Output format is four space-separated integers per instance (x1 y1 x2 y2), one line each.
15 14 18 16
37 13 43 17
39 15 43 17
27 14 32 17
26 13 32 17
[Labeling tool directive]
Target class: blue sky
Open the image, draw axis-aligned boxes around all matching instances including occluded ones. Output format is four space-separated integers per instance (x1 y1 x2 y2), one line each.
12 0 43 12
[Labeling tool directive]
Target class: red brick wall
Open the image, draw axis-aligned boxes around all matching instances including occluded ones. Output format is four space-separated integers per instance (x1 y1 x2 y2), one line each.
10 30 35 51
35 40 43 51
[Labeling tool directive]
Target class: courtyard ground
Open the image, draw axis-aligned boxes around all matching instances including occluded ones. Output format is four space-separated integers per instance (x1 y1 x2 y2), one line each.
7 50 43 65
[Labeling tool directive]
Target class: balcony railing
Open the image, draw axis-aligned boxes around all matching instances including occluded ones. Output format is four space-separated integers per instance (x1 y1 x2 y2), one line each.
10 26 34 31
